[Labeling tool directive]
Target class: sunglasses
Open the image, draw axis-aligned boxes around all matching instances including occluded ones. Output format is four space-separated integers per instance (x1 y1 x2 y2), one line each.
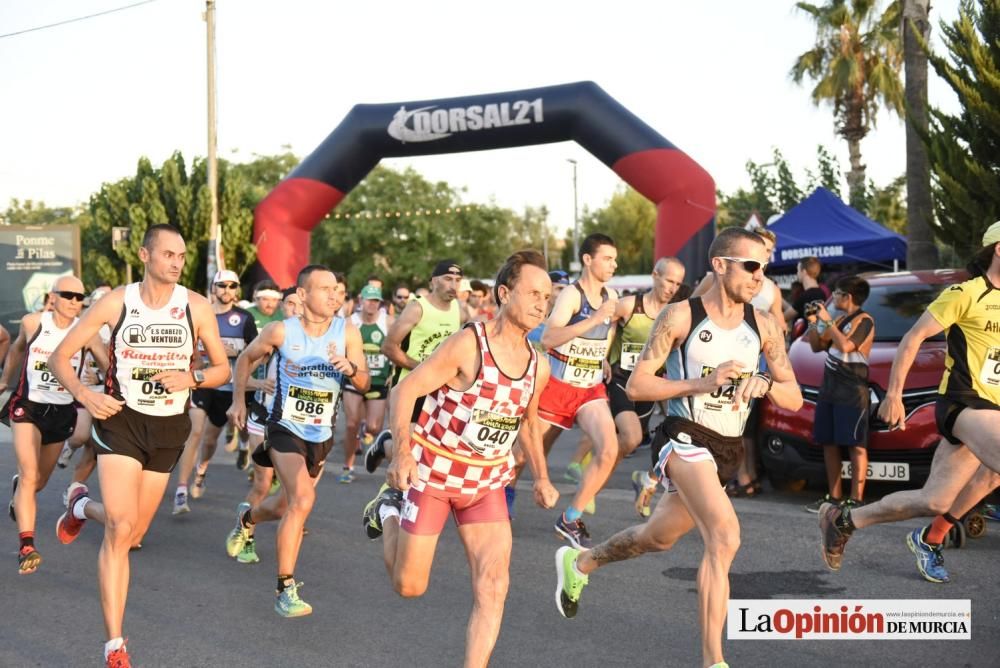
56 290 86 302
394 294 409 300
215 282 240 290
717 256 767 273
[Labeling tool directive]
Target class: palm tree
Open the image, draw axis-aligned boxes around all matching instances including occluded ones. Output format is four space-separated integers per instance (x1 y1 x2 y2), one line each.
791 0 905 210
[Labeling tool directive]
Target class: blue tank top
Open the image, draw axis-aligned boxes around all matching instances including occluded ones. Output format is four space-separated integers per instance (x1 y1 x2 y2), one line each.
547 282 613 387
268 316 346 442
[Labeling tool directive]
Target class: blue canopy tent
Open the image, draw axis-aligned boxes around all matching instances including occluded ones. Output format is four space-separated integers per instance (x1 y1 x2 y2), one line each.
768 187 907 270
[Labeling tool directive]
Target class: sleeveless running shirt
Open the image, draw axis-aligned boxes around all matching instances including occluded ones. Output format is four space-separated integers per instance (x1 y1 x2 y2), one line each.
548 282 613 387
269 316 346 443
352 311 391 387
397 295 461 382
675 297 763 437
16 311 82 405
412 321 538 494
210 306 256 392
610 291 656 375
107 283 195 417
928 275 1000 406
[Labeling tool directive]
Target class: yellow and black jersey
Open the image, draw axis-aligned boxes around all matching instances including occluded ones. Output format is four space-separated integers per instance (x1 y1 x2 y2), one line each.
927 275 1000 406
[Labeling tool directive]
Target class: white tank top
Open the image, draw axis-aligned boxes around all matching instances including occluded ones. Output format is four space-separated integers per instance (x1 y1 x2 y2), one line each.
677 297 762 437
750 277 777 313
82 324 112 392
19 312 81 405
108 283 195 416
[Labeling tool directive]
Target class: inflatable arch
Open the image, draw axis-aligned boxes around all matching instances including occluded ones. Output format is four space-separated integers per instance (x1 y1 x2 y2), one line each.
253 81 715 287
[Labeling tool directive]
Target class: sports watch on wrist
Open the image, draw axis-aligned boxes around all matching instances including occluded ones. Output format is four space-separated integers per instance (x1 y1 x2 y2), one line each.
191 369 206 387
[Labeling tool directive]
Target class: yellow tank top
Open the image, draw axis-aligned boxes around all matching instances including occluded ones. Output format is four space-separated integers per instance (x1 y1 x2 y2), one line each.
398 295 461 381
927 275 1000 406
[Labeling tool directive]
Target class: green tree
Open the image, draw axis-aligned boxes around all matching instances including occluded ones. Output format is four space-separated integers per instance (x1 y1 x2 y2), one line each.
85 152 260 292
578 186 656 274
1 199 80 226
865 174 908 233
922 0 1000 259
791 0 905 209
310 165 529 290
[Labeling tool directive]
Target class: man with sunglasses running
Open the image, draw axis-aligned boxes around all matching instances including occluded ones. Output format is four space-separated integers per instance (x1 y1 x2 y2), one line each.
171 270 257 513
554 229 801 668
1 276 107 575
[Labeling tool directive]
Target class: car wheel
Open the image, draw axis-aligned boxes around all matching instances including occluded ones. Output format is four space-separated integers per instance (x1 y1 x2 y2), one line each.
965 512 986 539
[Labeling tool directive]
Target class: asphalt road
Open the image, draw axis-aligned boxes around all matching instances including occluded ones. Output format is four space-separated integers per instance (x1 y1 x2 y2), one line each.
2 424 999 668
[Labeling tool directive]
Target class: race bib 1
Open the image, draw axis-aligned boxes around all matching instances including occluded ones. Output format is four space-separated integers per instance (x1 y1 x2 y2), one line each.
461 409 521 455
620 342 644 371
282 384 336 426
980 347 1000 389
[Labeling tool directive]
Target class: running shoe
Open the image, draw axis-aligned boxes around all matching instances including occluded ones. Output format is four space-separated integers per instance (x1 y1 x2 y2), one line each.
337 469 355 484
906 527 949 583
268 477 281 496
631 470 655 518
554 546 588 619
236 448 251 471
105 641 131 668
237 537 260 564
18 544 41 575
805 493 841 514
275 581 313 618
63 481 87 509
226 502 253 558
818 502 851 571
362 483 402 540
56 484 90 544
57 443 75 469
172 489 190 515
840 498 864 510
364 430 391 473
9 474 18 522
504 486 516 520
554 514 592 550
982 503 1000 521
564 462 583 483
191 471 207 499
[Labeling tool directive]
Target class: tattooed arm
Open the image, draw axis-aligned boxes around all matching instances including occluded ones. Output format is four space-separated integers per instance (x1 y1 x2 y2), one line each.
759 311 803 411
625 301 710 402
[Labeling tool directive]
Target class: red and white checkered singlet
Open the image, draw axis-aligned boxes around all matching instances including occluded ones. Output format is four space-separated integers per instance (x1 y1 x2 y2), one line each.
411 321 538 495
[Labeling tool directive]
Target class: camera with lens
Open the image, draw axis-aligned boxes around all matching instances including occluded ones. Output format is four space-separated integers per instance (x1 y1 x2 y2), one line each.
803 300 825 317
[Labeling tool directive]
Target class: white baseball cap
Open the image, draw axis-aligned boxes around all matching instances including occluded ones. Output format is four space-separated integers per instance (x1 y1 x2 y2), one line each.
213 269 240 285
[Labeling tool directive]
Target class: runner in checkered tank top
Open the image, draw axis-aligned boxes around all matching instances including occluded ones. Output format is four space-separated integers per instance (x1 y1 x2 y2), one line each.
361 250 559 668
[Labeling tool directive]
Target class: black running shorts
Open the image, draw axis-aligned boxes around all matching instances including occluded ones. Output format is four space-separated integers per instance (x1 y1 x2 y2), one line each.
191 389 234 428
935 394 1000 445
1 396 77 445
253 422 333 478
92 405 192 473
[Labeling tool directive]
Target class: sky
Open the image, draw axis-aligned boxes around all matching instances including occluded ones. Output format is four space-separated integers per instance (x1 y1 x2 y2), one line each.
0 0 962 237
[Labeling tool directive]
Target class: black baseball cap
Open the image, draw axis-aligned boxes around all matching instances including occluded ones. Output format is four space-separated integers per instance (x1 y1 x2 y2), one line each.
431 260 463 278
548 270 570 285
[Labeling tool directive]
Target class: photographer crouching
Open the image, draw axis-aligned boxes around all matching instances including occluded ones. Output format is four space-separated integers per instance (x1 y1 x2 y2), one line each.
803 276 876 513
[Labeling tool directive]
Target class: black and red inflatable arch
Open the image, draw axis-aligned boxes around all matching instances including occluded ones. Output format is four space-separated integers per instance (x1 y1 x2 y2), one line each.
253 81 715 287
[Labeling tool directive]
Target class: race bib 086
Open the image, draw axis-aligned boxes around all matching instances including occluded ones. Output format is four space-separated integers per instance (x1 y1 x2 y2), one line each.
282 384 336 426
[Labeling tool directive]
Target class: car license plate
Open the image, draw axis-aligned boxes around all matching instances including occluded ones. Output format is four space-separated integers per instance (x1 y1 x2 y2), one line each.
841 461 909 481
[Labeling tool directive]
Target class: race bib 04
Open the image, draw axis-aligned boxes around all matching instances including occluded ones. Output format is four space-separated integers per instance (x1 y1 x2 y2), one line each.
461 409 521 455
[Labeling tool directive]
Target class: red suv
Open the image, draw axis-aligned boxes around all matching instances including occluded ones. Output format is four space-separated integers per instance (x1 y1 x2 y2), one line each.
757 269 967 488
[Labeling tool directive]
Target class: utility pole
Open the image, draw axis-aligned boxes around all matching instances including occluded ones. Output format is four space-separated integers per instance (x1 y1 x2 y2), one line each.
567 158 579 272
205 0 220 289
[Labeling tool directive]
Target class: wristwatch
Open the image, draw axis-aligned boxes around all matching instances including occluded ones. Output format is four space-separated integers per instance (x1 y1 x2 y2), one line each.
191 369 206 387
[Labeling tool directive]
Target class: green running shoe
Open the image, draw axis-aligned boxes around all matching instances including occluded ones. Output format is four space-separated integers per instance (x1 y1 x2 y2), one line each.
268 477 281 496
554 546 588 619
225 502 252 558
275 581 313 618
564 462 583 483
363 483 402 540
237 537 260 564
